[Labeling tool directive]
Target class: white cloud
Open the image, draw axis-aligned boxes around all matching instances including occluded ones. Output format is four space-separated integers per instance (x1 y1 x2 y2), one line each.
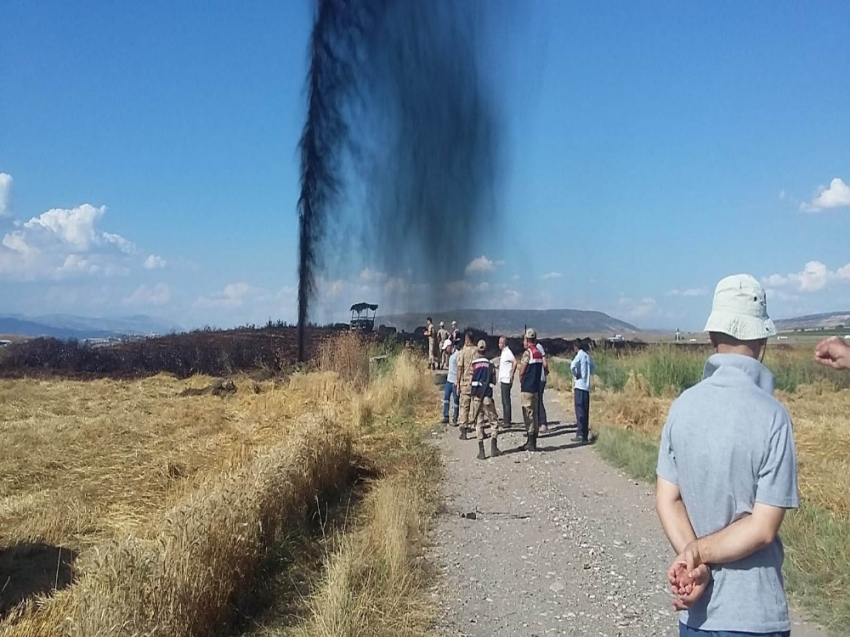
124 283 172 306
465 255 497 275
510 274 520 281
0 173 12 216
358 268 386 283
666 288 708 298
195 282 261 309
0 203 141 280
800 178 850 213
143 254 167 270
542 271 562 280
778 189 786 201
618 296 657 319
762 260 850 292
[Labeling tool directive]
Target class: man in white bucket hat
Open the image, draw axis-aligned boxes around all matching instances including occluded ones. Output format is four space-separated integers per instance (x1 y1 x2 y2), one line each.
655 274 799 637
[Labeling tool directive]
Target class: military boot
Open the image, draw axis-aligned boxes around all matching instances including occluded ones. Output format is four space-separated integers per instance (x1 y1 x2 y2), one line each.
523 434 537 452
490 438 502 457
458 426 468 440
476 441 486 460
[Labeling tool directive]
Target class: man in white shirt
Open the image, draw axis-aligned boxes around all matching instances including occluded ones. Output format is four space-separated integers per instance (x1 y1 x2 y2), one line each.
497 336 516 425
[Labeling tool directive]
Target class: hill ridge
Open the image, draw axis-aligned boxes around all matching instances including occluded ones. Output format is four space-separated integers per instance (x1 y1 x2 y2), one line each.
377 308 638 337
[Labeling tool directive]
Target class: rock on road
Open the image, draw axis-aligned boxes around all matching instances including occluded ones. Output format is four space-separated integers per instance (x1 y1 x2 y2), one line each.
430 385 824 637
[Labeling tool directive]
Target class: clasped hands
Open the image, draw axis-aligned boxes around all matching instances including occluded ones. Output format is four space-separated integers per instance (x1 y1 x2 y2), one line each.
667 542 711 611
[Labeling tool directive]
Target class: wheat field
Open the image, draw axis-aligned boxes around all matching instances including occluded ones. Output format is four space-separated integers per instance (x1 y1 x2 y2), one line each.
0 334 438 637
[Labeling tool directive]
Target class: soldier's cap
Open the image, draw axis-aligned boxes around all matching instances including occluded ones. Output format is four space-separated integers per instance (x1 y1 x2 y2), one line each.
477 339 487 353
439 321 444 327
451 320 457 325
441 338 453 351
525 328 537 339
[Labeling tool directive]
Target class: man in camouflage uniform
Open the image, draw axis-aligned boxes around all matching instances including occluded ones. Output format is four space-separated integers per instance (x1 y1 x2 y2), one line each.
455 330 477 439
517 328 545 452
437 321 450 369
424 317 436 369
470 339 501 459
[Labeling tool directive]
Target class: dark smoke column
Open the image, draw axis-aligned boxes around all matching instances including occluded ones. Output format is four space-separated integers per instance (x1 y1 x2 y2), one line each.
296 0 348 362
295 0 503 360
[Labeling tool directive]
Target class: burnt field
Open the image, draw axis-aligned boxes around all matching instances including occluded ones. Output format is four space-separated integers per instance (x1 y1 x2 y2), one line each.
0 323 650 379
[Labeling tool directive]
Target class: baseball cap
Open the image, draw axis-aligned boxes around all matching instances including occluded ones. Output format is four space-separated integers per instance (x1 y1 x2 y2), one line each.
477 339 487 353
439 321 444 327
525 328 537 339
703 274 776 341
441 338 452 351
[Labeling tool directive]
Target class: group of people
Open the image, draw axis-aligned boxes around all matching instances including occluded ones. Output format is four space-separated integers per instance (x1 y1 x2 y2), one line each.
428 273 850 637
439 326 595 460
424 317 461 370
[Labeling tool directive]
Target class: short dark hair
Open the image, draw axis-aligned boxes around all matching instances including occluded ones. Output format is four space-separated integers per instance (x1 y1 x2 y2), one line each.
426 316 432 322
465 330 474 343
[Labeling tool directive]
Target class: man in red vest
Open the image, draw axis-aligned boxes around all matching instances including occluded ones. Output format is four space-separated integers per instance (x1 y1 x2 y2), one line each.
517 328 546 452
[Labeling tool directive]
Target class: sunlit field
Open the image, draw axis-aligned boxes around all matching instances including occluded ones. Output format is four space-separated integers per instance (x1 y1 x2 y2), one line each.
0 334 439 637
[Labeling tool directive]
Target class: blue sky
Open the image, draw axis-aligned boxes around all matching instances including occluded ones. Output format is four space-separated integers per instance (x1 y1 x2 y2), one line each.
1 0 848 331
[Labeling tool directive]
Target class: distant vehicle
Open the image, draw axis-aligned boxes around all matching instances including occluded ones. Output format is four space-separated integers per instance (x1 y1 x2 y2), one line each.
607 334 625 343
350 302 378 332
0 339 11 348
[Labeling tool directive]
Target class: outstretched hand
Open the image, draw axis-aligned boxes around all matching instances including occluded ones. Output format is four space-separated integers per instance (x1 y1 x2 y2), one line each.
814 336 850 371
667 542 711 611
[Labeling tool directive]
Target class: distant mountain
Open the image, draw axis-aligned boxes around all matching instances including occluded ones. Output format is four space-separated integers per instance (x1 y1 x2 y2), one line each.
774 311 850 331
0 314 182 339
376 309 639 337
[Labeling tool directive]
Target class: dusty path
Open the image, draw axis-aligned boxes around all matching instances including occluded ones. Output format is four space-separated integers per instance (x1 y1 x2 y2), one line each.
430 384 824 637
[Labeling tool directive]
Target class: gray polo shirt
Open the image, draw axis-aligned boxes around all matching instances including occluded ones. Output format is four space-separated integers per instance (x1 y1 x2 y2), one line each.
656 353 799 633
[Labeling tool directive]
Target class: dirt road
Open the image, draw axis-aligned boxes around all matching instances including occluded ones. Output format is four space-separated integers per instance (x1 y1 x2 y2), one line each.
430 385 824 637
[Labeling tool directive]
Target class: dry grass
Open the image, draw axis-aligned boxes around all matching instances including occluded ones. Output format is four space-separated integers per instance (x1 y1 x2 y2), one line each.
285 458 439 637
0 336 439 636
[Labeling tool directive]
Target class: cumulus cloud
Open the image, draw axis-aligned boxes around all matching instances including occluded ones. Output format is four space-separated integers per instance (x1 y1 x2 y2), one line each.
666 288 708 298
542 271 562 280
0 203 141 280
465 255 497 275
800 178 850 213
358 268 386 283
124 283 172 306
618 296 657 319
195 282 261 309
762 260 850 292
143 254 167 270
0 173 12 216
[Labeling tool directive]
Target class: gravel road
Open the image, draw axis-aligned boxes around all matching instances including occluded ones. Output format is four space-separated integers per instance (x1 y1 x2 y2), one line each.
430 385 824 637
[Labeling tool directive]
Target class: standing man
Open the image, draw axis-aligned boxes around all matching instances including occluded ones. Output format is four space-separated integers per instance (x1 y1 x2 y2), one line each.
470 340 501 459
655 274 799 636
437 321 450 369
570 340 594 444
442 339 460 425
451 320 461 350
517 328 544 452
497 336 516 425
455 331 477 440
424 317 436 370
536 340 549 432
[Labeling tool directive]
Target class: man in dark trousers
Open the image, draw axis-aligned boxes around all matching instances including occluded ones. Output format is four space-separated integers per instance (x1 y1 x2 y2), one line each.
570 340 594 443
497 336 516 425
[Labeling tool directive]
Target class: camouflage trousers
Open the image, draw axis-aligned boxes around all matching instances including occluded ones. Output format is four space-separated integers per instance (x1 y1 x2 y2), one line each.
458 390 472 426
521 391 540 437
472 395 499 441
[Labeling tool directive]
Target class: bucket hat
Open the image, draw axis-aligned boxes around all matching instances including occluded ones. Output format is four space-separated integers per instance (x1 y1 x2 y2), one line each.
704 274 776 340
